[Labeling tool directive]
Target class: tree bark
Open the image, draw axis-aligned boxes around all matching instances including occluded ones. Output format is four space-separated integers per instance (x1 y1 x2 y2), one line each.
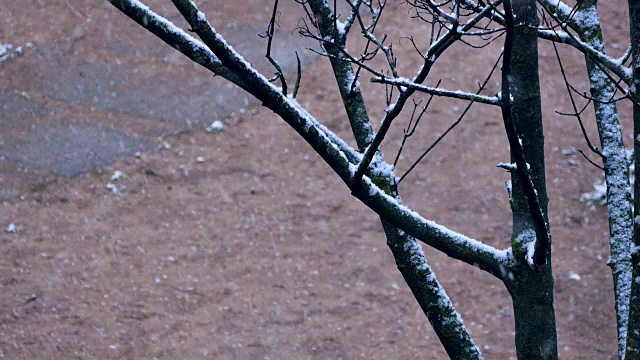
382 221 482 359
573 2 633 358
506 1 558 359
626 0 640 358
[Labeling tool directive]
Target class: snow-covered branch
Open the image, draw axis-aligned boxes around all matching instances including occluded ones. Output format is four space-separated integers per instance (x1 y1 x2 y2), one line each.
371 76 502 106
460 0 631 84
354 173 512 276
626 1 640 357
337 0 363 38
105 0 236 82
107 0 509 277
539 1 634 356
537 0 632 84
382 222 483 359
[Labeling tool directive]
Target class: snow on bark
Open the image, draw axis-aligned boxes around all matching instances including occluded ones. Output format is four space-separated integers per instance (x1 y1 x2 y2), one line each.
568 1 633 357
385 225 483 359
513 229 536 268
478 0 630 84
359 173 511 271
113 0 222 68
372 77 501 105
536 1 634 356
284 95 362 162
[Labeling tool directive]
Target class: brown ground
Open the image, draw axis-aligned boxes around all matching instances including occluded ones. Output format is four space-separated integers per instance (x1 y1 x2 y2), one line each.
0 1 633 359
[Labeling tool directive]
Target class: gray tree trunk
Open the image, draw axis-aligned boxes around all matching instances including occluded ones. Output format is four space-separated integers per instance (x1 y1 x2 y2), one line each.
627 0 640 358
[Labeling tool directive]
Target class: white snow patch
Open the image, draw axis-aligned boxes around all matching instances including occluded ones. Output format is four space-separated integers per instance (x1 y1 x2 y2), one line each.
580 178 608 205
196 10 207 22
568 271 581 281
6 223 18 233
525 240 536 267
403 240 428 271
335 20 347 36
0 41 32 65
572 4 600 30
111 170 124 181
106 183 118 194
343 70 359 94
515 229 537 267
206 120 225 133
385 103 395 113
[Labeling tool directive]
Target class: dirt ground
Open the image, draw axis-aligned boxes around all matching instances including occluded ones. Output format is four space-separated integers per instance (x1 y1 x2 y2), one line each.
0 1 633 359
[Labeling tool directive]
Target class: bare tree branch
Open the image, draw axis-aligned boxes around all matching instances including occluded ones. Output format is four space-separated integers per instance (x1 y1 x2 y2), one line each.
398 52 502 184
292 51 302 98
371 76 502 105
352 0 503 190
537 0 632 86
548 28 604 160
107 0 510 278
262 0 288 95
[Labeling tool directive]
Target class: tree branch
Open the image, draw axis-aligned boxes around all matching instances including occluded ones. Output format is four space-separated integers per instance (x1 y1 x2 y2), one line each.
263 0 288 95
371 76 502 105
104 0 237 83
382 222 483 359
307 3 492 353
537 0 632 85
463 0 632 84
543 1 632 357
107 0 509 279
399 52 503 184
307 0 376 151
352 0 503 189
549 31 604 160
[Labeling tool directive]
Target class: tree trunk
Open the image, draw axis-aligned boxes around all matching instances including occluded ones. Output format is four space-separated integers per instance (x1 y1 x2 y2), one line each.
575 2 633 358
507 1 558 359
626 0 640 358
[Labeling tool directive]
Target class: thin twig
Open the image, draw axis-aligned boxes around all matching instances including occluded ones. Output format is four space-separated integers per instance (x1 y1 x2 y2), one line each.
263 0 288 95
577 149 605 170
293 51 302 98
398 52 502 184
549 22 605 160
352 0 504 190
